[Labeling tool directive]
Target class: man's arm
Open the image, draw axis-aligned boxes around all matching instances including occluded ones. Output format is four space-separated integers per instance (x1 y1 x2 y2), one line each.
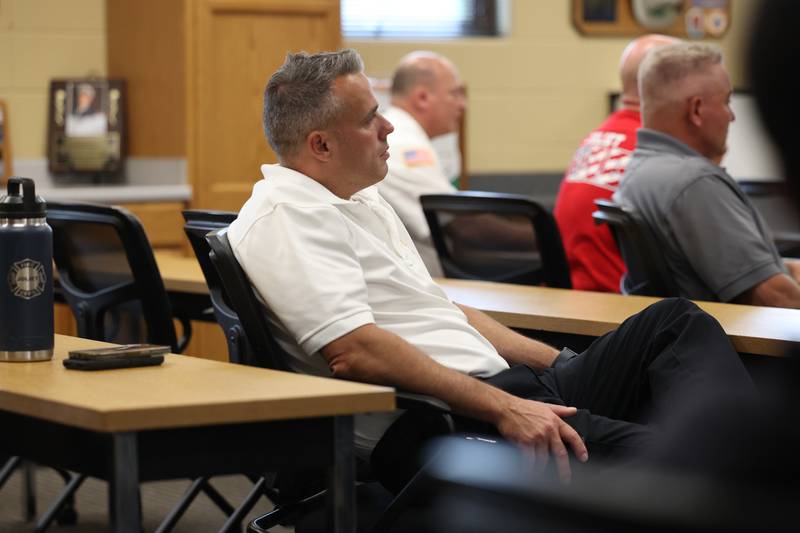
321 324 588 481
734 272 800 308
456 303 559 369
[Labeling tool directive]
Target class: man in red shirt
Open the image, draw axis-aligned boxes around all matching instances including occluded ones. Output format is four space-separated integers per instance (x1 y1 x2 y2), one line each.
555 34 678 292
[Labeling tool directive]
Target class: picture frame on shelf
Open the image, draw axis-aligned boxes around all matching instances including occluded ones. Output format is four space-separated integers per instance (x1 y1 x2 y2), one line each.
47 79 127 182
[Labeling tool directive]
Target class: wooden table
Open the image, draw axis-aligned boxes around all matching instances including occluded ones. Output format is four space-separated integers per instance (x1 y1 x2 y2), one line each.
153 251 800 357
0 334 395 533
439 278 800 357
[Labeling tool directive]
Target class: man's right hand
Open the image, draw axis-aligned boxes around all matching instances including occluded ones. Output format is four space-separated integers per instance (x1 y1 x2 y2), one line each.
494 397 588 483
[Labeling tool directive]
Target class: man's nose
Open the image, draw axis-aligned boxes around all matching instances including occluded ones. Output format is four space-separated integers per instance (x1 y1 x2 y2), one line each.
381 115 394 137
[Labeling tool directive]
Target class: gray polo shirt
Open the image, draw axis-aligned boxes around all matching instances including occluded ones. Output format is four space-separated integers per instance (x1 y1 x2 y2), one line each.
613 129 787 302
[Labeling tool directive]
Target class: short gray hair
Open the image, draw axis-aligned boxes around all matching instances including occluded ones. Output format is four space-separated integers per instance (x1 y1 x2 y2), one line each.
639 42 723 116
263 49 364 158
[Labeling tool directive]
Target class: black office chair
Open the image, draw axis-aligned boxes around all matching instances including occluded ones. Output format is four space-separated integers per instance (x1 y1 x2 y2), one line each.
48 202 190 352
182 209 256 366
591 199 679 297
421 191 571 288
204 227 454 532
738 180 800 257
42 203 245 533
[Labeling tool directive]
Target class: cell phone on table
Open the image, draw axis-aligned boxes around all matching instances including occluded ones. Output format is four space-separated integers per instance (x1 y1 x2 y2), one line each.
68 344 170 360
63 344 169 371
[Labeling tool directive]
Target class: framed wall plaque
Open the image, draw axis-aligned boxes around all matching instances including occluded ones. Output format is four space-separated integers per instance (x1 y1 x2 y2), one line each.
0 99 11 184
48 79 126 181
573 0 731 38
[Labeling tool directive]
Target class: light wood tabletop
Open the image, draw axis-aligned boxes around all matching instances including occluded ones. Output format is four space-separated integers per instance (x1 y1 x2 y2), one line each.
438 278 800 357
0 334 395 433
1 334 390 532
156 250 209 295
153 251 800 357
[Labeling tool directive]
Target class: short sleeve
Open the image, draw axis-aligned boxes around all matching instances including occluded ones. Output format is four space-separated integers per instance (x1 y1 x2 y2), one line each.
667 176 784 301
232 204 374 355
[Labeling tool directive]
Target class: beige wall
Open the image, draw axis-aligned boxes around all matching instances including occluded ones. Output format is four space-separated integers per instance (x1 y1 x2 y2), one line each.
0 0 755 172
347 0 756 173
0 0 106 159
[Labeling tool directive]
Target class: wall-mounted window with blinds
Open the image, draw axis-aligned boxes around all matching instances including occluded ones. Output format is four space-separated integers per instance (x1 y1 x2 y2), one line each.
342 0 507 39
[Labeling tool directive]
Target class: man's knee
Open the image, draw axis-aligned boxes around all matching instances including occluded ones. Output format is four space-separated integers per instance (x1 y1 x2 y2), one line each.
650 297 699 314
642 297 723 332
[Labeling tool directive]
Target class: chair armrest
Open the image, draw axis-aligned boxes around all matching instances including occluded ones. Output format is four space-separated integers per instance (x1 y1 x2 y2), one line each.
395 391 452 414
173 311 193 354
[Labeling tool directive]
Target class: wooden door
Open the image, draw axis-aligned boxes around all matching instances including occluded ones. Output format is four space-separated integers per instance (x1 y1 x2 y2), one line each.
188 0 341 211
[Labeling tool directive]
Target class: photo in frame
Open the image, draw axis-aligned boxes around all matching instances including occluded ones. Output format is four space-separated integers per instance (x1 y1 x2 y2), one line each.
0 99 11 184
48 79 126 182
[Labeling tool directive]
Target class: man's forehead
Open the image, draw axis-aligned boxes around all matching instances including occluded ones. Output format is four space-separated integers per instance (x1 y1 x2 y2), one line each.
333 73 376 112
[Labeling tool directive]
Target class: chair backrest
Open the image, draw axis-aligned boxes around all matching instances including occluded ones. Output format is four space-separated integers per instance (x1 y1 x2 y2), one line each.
591 199 679 297
47 202 181 351
182 209 258 366
205 227 290 372
421 191 571 288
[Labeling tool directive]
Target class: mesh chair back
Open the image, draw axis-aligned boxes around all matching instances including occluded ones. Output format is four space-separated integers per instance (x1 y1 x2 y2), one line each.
182 209 258 366
591 199 679 296
47 202 181 351
421 191 571 288
205 228 290 371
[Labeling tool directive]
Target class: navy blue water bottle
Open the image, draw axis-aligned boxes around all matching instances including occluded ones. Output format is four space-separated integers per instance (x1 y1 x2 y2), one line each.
0 177 54 362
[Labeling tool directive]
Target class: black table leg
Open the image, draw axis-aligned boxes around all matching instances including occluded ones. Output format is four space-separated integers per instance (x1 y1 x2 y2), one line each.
328 416 355 533
109 432 140 533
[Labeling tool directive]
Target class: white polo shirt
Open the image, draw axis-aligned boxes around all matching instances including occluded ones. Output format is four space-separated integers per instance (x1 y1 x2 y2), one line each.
228 164 508 381
378 106 457 277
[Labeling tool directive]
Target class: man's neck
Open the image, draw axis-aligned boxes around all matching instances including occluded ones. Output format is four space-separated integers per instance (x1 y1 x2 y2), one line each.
619 95 640 114
391 100 434 139
282 161 362 200
644 124 719 163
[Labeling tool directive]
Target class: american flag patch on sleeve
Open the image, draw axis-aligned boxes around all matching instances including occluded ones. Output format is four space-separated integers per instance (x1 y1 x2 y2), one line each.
402 148 435 167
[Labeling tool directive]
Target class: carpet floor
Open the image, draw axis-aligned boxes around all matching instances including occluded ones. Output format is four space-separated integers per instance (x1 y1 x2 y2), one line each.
0 464 292 532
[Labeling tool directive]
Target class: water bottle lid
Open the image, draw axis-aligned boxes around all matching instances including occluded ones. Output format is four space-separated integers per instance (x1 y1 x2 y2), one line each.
0 177 47 218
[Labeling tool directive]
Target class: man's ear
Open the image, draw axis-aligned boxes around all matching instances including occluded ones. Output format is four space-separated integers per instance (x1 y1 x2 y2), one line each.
410 85 431 113
687 95 703 128
307 130 332 161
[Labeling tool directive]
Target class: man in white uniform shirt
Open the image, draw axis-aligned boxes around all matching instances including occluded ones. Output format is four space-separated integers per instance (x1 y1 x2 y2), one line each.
378 52 466 276
228 49 753 487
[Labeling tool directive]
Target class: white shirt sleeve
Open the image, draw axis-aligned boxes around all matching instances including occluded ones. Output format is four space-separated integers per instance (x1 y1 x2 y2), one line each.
233 204 375 355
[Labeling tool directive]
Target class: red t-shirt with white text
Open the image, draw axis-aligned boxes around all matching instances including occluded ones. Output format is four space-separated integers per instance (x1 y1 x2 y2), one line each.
554 109 640 292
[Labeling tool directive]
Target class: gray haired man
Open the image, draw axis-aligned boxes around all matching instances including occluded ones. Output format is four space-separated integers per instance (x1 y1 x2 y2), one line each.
228 48 753 488
615 42 800 308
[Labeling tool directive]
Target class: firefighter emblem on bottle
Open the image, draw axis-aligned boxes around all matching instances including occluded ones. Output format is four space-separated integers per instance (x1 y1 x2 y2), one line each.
7 258 46 300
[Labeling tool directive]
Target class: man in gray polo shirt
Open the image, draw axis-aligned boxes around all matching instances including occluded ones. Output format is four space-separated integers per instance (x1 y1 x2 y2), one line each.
614 42 800 308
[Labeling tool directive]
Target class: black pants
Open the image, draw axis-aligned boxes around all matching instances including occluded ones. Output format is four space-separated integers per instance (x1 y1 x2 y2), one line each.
373 298 755 492
473 298 756 462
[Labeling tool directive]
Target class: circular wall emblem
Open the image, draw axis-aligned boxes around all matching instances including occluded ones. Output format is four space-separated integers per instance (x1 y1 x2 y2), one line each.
704 8 728 37
7 259 46 300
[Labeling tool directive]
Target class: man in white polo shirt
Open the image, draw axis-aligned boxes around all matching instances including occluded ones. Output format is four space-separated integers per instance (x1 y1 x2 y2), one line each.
228 49 753 485
377 51 464 276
